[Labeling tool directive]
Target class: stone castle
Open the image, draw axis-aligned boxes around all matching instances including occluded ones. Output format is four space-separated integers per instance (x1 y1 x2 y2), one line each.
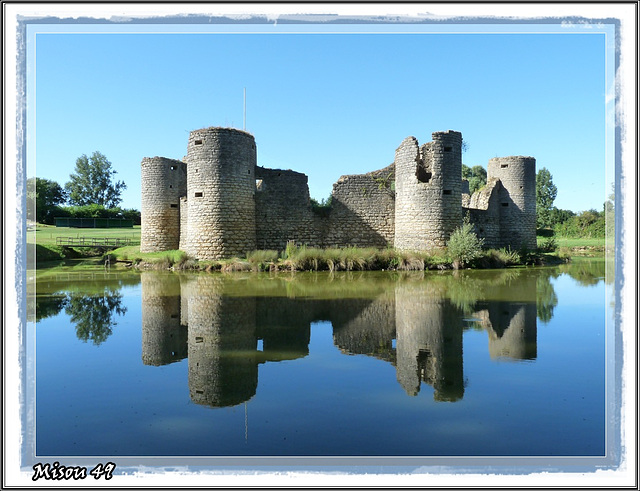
141 127 536 259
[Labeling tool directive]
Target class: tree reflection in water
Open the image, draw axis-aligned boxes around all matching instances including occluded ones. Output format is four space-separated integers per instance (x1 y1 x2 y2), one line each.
32 286 127 345
34 295 68 322
64 291 127 345
559 257 611 286
536 270 559 323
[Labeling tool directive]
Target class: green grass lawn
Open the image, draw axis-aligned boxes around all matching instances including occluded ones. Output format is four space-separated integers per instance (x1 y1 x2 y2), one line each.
29 224 141 246
554 237 605 248
28 224 141 266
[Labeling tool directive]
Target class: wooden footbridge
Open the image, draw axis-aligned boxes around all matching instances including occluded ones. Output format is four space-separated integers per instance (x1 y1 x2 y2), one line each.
56 237 132 249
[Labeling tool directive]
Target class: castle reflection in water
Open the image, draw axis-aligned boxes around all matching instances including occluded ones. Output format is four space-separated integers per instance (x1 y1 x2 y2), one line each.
141 270 543 408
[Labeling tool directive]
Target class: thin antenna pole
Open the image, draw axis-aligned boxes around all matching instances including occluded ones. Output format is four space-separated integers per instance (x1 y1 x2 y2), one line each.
243 88 246 131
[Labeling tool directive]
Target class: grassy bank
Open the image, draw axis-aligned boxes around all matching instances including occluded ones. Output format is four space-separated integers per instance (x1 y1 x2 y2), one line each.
103 242 567 273
555 237 604 248
28 224 141 265
537 235 607 258
29 223 609 271
29 223 140 246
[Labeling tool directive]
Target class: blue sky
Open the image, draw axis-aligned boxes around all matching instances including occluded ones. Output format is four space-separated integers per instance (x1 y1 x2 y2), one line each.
30 22 614 213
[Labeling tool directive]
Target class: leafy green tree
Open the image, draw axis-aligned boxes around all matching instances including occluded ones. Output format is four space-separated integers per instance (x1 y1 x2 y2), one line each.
536 167 558 229
553 208 605 238
118 207 142 225
54 204 141 224
310 195 333 216
27 177 67 223
462 164 487 194
65 151 126 208
548 207 575 227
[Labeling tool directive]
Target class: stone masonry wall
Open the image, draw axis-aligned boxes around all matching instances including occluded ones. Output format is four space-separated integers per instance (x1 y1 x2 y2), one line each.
141 127 535 257
322 164 395 248
140 157 187 252
254 166 319 250
394 131 463 250
487 156 537 250
182 127 257 260
178 196 188 251
464 177 503 249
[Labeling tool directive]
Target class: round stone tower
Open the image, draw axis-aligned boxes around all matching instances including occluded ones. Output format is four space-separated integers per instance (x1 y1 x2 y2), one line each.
140 157 187 252
487 156 536 250
182 127 257 260
394 130 463 250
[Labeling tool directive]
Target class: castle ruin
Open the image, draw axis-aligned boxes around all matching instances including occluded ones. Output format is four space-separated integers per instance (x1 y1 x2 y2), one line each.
141 127 536 259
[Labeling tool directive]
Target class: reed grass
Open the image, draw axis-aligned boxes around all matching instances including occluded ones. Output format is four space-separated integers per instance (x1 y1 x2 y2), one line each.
74 240 561 274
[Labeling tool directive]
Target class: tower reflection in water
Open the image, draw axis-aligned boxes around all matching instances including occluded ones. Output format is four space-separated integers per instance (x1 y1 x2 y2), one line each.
140 270 544 408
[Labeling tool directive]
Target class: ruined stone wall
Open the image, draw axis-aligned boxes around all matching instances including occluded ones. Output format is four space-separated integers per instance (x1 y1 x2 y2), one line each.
140 157 187 252
178 196 188 251
461 179 471 208
182 127 257 260
465 177 503 249
394 131 463 250
487 156 537 250
254 167 319 250
141 128 536 256
322 164 395 248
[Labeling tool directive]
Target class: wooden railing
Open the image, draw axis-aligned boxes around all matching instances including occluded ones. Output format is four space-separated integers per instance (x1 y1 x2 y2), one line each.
55 237 132 248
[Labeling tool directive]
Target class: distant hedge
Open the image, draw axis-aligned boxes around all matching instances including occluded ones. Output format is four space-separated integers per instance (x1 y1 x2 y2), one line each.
553 209 608 238
48 204 140 225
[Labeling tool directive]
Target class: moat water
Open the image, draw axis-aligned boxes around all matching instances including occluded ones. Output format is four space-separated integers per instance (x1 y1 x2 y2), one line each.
29 259 613 460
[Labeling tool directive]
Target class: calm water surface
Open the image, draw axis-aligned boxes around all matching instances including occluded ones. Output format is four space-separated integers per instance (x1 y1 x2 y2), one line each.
31 260 611 457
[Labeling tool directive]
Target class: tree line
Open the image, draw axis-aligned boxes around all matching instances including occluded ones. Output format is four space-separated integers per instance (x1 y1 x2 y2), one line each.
533 168 613 238
27 151 140 225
